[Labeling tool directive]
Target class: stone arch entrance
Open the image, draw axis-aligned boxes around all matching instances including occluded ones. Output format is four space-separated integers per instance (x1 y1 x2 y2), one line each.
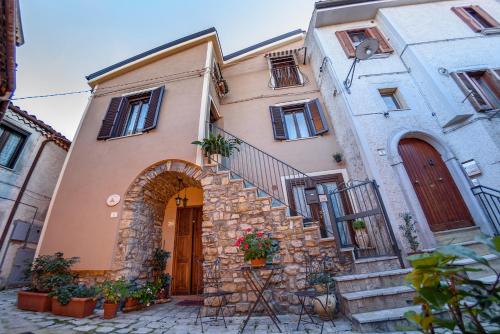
113 159 207 280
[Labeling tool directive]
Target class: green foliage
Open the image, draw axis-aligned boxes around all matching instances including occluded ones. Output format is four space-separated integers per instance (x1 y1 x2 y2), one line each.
192 133 241 158
352 219 366 230
50 284 99 306
399 212 420 252
130 282 158 305
151 249 171 272
404 235 500 333
235 229 274 261
157 273 171 289
25 252 79 292
98 278 128 304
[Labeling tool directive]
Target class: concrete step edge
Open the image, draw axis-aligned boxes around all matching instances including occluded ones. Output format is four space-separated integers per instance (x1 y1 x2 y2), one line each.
335 268 412 282
354 256 399 264
452 253 498 266
352 305 420 324
342 285 414 301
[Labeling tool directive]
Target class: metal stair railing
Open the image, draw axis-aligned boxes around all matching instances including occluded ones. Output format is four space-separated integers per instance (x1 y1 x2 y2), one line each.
208 123 318 222
471 185 500 235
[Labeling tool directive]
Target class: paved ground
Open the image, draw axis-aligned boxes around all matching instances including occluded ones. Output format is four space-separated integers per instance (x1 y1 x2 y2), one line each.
0 289 357 334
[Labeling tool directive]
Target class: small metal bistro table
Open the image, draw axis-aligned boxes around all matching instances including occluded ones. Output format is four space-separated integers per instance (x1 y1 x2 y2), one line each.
238 264 285 333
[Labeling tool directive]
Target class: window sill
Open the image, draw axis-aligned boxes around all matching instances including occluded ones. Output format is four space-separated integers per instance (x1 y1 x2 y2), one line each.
284 136 319 142
106 132 145 141
0 164 17 173
481 27 500 35
272 83 305 90
386 108 411 112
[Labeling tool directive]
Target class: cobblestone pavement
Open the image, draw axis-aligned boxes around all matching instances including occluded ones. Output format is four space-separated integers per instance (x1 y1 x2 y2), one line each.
0 289 357 334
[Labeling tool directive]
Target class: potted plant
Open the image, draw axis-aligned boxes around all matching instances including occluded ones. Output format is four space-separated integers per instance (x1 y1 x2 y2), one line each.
333 152 343 163
308 273 337 320
98 278 128 319
155 273 172 303
18 252 79 312
235 229 273 267
123 282 143 313
352 219 371 249
151 248 170 280
192 133 241 163
399 212 420 254
50 284 99 318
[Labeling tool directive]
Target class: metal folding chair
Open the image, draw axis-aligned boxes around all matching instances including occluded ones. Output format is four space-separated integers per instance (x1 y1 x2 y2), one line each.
294 254 337 334
195 258 232 333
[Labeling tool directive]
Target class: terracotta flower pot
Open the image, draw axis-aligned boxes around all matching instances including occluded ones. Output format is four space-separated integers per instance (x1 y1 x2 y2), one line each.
313 294 337 320
103 302 119 319
51 297 97 318
17 291 52 312
250 258 266 267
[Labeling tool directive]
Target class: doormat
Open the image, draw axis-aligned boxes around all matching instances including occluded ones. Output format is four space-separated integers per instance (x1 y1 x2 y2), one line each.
176 299 204 306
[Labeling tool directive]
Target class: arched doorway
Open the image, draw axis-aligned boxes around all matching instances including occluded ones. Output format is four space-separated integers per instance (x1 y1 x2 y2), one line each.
113 159 207 284
398 138 474 231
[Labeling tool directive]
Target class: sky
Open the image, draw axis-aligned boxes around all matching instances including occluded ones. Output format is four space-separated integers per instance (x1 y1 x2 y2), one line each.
12 0 317 140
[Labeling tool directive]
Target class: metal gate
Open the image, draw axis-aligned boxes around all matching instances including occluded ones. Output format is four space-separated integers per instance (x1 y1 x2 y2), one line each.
323 180 402 263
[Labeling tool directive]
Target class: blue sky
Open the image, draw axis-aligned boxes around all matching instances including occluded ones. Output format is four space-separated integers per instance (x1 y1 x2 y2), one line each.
13 0 316 139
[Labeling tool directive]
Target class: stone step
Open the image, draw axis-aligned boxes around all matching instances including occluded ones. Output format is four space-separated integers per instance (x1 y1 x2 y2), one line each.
434 226 481 246
452 253 500 279
335 268 413 294
354 256 402 274
341 286 416 318
423 240 491 255
351 305 421 332
340 285 415 317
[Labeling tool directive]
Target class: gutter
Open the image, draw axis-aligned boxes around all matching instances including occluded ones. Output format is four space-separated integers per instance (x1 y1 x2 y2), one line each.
0 137 59 261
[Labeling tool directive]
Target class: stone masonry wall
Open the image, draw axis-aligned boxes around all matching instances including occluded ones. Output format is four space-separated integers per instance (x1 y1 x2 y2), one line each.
201 164 353 315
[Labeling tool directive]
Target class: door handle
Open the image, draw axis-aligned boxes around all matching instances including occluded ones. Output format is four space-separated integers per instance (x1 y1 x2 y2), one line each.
414 179 420 185
437 177 444 182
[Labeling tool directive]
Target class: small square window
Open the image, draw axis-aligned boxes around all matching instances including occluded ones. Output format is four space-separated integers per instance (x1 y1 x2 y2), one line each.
0 124 27 169
379 88 403 110
348 30 368 47
282 104 311 140
121 93 151 136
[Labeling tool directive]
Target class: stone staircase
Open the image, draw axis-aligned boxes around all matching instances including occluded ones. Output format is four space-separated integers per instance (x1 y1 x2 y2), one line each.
334 226 499 332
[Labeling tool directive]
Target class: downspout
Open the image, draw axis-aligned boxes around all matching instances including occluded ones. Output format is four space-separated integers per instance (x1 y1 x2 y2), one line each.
0 137 57 259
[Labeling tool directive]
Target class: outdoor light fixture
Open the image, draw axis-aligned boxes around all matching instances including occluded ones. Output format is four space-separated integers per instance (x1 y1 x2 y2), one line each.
175 177 183 207
343 38 379 93
182 188 188 207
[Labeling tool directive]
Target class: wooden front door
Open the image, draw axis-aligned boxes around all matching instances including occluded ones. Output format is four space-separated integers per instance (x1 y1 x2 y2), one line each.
172 207 203 295
398 138 473 231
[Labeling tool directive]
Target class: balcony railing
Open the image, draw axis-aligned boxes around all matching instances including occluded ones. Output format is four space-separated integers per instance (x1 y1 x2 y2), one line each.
472 185 500 235
269 65 303 89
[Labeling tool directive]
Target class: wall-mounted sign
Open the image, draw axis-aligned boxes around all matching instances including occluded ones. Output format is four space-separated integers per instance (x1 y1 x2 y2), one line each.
106 194 121 207
462 160 481 177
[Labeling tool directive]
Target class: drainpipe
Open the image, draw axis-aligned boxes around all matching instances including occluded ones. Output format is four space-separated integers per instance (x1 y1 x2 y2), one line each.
0 137 56 261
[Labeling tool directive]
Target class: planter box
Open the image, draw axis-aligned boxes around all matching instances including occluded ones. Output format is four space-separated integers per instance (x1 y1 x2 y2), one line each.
17 291 52 312
51 297 97 318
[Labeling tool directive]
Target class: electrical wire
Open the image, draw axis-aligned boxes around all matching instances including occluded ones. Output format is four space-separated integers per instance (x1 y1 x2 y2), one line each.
11 89 92 101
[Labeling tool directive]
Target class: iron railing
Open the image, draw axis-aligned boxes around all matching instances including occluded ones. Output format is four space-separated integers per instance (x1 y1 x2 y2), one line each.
325 180 403 264
269 65 303 89
208 123 318 222
472 185 500 235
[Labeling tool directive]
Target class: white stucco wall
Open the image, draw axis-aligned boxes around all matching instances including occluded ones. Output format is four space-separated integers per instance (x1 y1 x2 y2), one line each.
0 109 68 288
307 0 500 250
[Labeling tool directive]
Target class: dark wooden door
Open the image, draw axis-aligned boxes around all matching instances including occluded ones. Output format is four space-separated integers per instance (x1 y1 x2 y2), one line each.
172 207 203 295
398 138 473 231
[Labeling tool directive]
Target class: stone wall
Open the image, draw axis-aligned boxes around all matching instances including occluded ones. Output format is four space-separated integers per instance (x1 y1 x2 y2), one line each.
201 164 353 315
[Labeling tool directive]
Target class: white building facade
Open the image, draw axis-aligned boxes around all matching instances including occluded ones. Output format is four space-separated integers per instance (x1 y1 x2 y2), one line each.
306 0 500 250
0 105 69 288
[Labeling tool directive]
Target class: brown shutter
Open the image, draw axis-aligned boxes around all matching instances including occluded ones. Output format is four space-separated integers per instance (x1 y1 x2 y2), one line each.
335 30 356 58
97 97 125 140
451 7 482 32
269 106 287 140
305 99 328 136
143 86 165 132
484 69 500 99
451 72 492 111
471 5 500 28
366 27 394 54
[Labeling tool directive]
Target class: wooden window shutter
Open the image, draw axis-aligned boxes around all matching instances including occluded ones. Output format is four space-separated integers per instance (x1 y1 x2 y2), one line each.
335 31 356 58
451 72 492 111
451 7 482 32
143 86 165 132
97 97 125 140
471 6 500 28
269 106 287 140
305 99 328 136
485 69 500 98
366 27 394 53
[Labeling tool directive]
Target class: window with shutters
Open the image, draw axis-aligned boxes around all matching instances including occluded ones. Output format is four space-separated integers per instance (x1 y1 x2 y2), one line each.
451 69 500 111
269 55 303 88
378 88 405 110
269 98 328 141
0 123 27 169
97 86 165 140
452 6 500 32
335 27 393 58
